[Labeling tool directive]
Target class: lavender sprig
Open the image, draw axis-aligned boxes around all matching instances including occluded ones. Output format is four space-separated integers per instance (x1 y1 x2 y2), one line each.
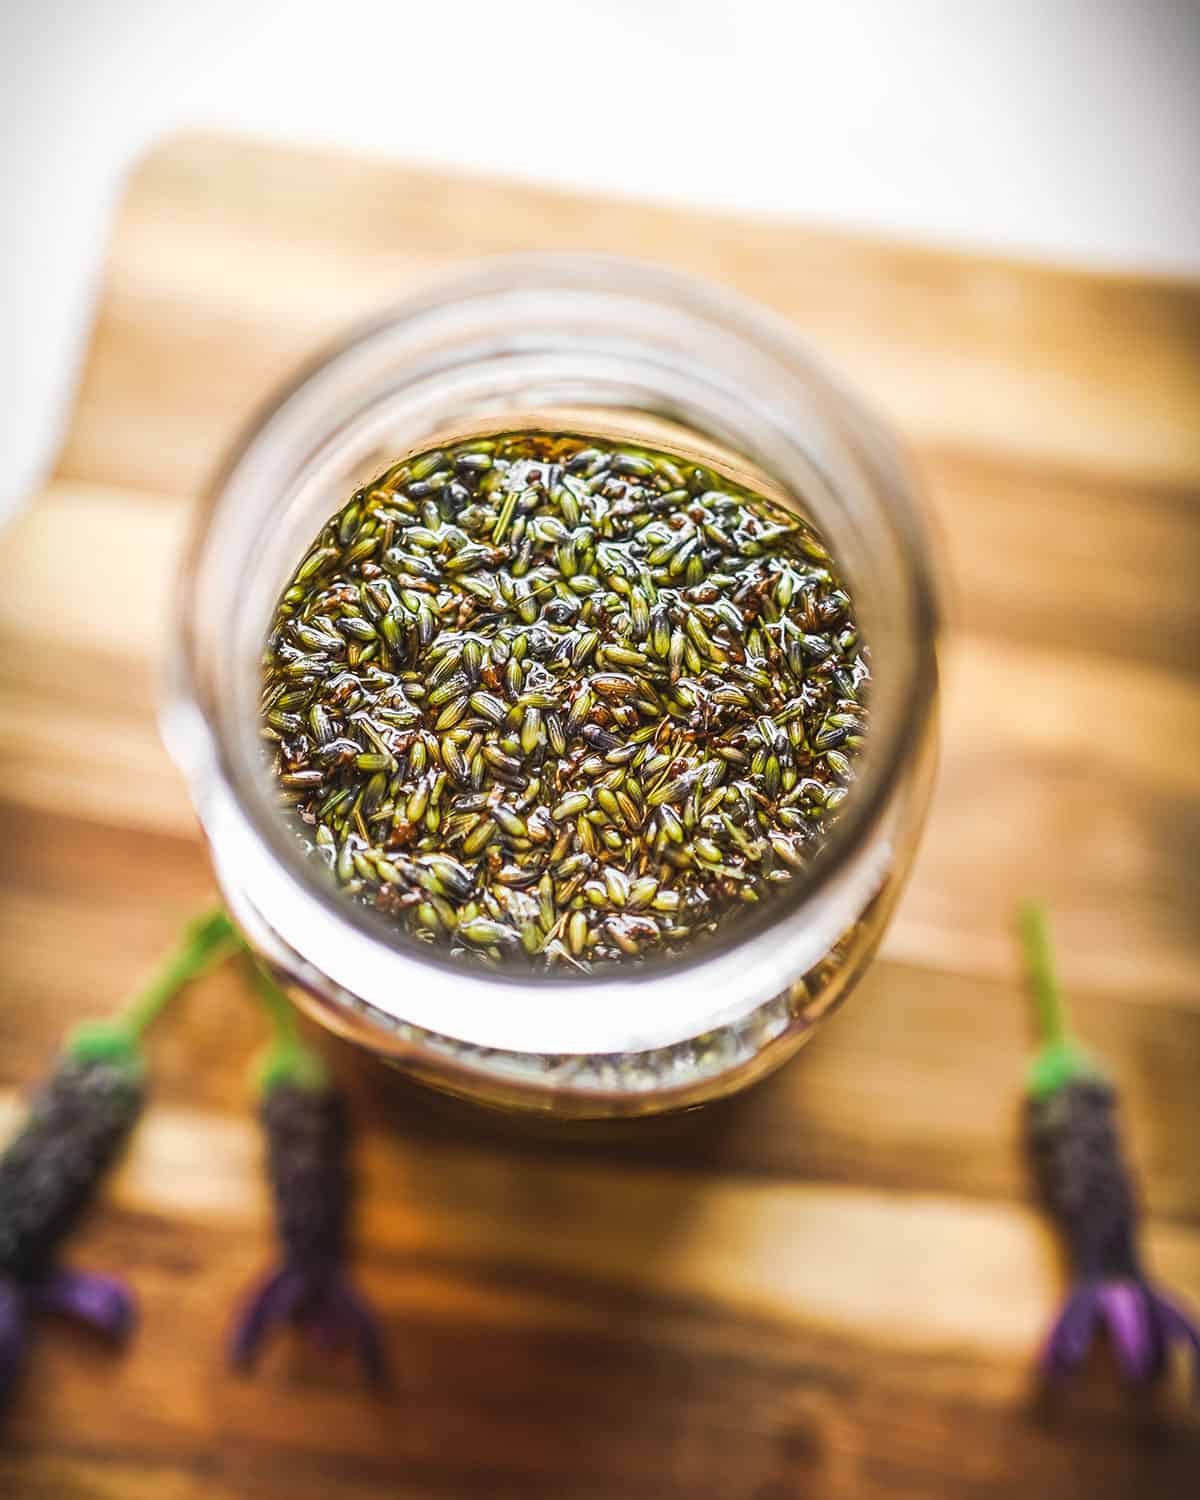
1020 904 1200 1389
229 959 385 1383
0 909 238 1406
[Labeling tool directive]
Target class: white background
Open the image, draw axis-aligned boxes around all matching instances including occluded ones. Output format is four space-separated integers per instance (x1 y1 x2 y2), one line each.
2 0 1198 518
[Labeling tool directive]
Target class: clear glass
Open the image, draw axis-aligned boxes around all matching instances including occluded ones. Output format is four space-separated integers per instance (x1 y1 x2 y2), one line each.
165 255 939 1117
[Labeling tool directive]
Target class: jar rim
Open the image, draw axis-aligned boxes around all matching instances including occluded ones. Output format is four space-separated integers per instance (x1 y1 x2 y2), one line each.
166 252 939 1056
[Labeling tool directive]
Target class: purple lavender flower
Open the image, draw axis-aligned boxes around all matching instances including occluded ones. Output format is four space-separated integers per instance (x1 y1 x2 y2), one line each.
29 1267 136 1336
0 1280 27 1403
1041 1277 1200 1384
1030 1075 1200 1385
0 909 237 1407
1021 906 1200 1392
0 1049 143 1406
1 1262 137 1403
230 1077 386 1384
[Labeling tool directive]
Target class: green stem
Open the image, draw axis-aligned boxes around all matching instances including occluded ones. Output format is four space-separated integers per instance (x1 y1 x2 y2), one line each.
69 908 240 1064
242 955 329 1093
121 910 240 1037
1018 902 1068 1048
1017 902 1099 1097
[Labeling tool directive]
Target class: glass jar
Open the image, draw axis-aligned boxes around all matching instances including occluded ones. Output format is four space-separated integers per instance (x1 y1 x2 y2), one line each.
165 255 939 1118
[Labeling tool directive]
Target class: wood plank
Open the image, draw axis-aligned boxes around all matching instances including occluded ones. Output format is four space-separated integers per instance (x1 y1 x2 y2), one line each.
3 133 1200 1500
0 1091 1196 1379
55 135 1200 501
0 1144 1197 1499
3 480 1197 999
891 633 1200 997
3 812 1199 1222
921 446 1200 676
0 1454 234 1500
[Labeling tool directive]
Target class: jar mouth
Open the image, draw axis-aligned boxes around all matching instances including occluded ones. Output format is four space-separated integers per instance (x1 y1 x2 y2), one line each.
166 253 939 1056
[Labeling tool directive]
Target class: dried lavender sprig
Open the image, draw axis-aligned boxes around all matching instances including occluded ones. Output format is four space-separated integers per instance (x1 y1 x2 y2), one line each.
1 909 239 1405
0 1053 145 1288
1020 904 1200 1389
230 958 385 1383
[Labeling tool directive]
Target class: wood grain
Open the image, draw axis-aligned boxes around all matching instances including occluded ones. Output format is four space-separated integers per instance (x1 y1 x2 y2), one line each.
59 136 1200 494
1 132 1198 1498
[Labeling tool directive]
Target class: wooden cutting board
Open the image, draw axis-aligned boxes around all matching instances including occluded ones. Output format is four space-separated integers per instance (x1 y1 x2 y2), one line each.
1 133 1198 1499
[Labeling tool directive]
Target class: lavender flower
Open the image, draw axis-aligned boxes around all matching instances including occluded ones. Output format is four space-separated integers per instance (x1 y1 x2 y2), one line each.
230 963 385 1383
0 1050 145 1282
0 909 237 1406
1020 905 1200 1390
0 1045 144 1407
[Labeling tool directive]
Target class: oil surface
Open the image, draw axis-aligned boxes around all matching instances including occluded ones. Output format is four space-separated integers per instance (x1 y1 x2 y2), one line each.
261 433 869 973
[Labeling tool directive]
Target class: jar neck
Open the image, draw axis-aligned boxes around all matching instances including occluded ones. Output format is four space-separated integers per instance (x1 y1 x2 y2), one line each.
167 254 939 1056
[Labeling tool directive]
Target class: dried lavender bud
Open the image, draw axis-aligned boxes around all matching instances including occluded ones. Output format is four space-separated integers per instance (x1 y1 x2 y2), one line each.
1019 905 1200 1388
231 963 385 1383
1026 1076 1139 1282
1 1042 145 1408
2 1053 146 1411
231 1081 384 1383
263 1082 350 1271
0 909 239 1406
261 432 871 974
0 1051 143 1283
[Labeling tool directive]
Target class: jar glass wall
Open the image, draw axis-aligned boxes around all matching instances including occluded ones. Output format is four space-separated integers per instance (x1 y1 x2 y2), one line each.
165 255 939 1117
